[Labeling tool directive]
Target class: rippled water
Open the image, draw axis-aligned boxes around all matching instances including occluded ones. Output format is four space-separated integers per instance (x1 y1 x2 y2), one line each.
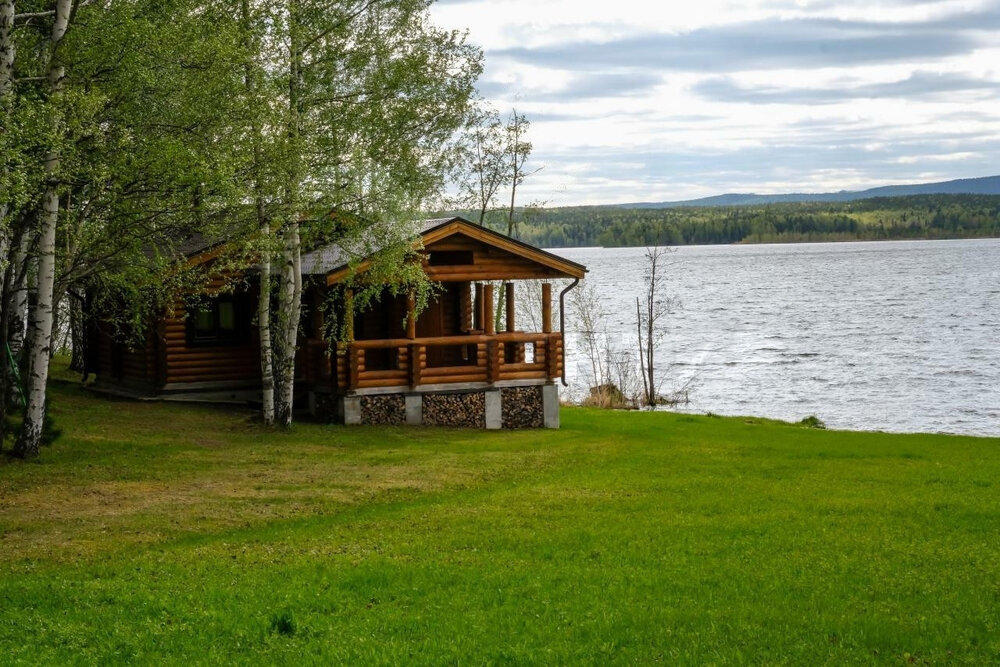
555 239 1000 437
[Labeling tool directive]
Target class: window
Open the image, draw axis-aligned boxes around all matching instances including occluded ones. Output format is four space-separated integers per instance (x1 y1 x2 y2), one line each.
187 295 244 346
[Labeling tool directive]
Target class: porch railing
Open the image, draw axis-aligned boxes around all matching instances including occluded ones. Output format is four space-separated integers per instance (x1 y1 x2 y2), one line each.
303 333 563 392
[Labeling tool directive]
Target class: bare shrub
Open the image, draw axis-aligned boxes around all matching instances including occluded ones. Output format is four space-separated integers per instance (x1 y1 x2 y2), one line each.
636 246 678 406
569 282 640 409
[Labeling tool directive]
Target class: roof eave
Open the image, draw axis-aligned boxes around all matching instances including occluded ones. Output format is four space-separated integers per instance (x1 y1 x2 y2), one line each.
324 217 587 285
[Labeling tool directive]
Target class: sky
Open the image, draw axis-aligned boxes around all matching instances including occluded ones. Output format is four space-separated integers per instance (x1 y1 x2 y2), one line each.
429 0 1000 206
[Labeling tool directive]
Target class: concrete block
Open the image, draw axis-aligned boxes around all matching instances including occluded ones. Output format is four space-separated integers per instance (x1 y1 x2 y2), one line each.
484 388 502 429
342 396 362 426
405 394 422 425
542 383 560 429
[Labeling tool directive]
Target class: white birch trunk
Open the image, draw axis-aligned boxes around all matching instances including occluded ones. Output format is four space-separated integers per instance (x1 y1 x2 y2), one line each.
9 232 30 353
273 0 302 427
257 229 275 425
0 0 12 99
0 0 15 242
241 0 275 425
14 0 71 458
275 221 301 426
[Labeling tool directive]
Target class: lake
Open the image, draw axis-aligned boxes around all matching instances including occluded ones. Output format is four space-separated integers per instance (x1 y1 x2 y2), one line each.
555 239 1000 437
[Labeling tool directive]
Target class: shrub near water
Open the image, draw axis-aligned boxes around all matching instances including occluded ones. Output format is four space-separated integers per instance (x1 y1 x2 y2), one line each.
2 376 1000 662
582 382 634 409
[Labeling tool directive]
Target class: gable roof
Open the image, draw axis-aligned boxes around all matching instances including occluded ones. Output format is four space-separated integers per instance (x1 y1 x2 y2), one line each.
302 216 587 285
300 218 448 276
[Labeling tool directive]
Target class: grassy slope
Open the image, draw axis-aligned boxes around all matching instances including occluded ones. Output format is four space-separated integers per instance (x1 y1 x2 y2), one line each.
2 377 999 664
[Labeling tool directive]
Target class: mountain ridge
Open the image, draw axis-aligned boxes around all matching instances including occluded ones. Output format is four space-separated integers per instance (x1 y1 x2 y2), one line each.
616 175 1000 209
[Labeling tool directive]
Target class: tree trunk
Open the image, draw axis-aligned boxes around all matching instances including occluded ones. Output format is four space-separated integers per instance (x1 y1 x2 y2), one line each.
274 0 302 427
8 231 30 355
0 0 12 100
0 0 15 290
476 132 487 225
274 221 301 426
257 225 275 425
14 0 71 459
68 288 85 373
241 0 275 425
0 232 12 448
636 296 648 405
507 173 516 237
645 253 656 406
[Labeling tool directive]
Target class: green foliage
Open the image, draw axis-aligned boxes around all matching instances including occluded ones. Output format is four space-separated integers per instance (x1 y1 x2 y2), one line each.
2 374 1000 662
452 194 1000 247
798 415 827 429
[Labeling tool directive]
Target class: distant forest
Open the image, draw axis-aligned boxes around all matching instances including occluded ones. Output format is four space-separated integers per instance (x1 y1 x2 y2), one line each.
461 194 1000 248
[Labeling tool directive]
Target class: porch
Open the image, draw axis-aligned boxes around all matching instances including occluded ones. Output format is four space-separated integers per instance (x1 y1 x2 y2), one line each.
302 282 562 394
298 216 586 428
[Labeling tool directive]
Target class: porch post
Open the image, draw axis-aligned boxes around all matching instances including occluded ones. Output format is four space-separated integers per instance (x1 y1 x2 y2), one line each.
484 284 495 335
505 282 515 333
542 283 552 334
460 282 473 332
474 283 484 330
344 289 356 390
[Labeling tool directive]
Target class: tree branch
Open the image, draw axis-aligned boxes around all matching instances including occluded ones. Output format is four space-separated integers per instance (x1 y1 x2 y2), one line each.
14 10 55 20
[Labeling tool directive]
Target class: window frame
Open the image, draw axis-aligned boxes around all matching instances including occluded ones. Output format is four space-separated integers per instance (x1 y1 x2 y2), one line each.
186 293 248 347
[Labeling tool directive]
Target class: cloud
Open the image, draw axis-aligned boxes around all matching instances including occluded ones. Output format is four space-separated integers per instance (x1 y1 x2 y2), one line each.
692 71 1000 104
491 14 992 73
483 71 663 102
516 127 1000 204
433 2 1000 204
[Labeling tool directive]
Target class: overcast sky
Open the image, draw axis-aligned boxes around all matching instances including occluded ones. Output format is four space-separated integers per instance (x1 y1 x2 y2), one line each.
429 0 1000 205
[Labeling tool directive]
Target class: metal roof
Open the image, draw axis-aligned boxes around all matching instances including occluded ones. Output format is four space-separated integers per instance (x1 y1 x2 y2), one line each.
301 217 463 276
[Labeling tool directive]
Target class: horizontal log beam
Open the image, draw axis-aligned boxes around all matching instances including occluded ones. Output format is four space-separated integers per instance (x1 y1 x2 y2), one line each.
349 332 557 349
498 370 549 381
498 362 546 373
358 370 409 380
421 365 483 377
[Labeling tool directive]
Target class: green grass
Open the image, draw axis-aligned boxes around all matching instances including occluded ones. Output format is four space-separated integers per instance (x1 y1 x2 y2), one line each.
2 373 999 664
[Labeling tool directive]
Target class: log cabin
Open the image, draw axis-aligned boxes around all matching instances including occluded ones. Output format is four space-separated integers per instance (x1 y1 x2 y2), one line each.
87 216 587 428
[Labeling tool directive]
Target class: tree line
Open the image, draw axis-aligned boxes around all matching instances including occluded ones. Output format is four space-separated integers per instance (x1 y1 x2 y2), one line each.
1 0 499 457
471 194 1000 248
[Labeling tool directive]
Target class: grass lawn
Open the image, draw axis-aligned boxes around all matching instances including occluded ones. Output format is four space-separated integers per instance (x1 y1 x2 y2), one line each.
2 373 999 664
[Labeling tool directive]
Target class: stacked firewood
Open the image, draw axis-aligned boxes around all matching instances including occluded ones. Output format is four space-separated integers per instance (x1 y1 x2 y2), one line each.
423 392 486 427
360 395 406 425
501 386 544 429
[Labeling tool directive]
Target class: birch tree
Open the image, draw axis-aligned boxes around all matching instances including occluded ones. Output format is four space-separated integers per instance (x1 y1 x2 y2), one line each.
2 0 249 453
635 245 676 407
1 0 480 443
239 0 278 424
13 0 70 458
462 106 506 225
0 0 13 234
503 109 538 239
242 0 480 427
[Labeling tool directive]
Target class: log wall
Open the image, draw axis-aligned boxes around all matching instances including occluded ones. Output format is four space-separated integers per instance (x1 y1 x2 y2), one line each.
423 235 568 281
161 275 260 385
91 323 158 391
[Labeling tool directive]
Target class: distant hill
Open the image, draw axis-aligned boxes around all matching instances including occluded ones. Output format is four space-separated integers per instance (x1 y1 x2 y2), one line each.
619 175 1000 209
489 193 1000 248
